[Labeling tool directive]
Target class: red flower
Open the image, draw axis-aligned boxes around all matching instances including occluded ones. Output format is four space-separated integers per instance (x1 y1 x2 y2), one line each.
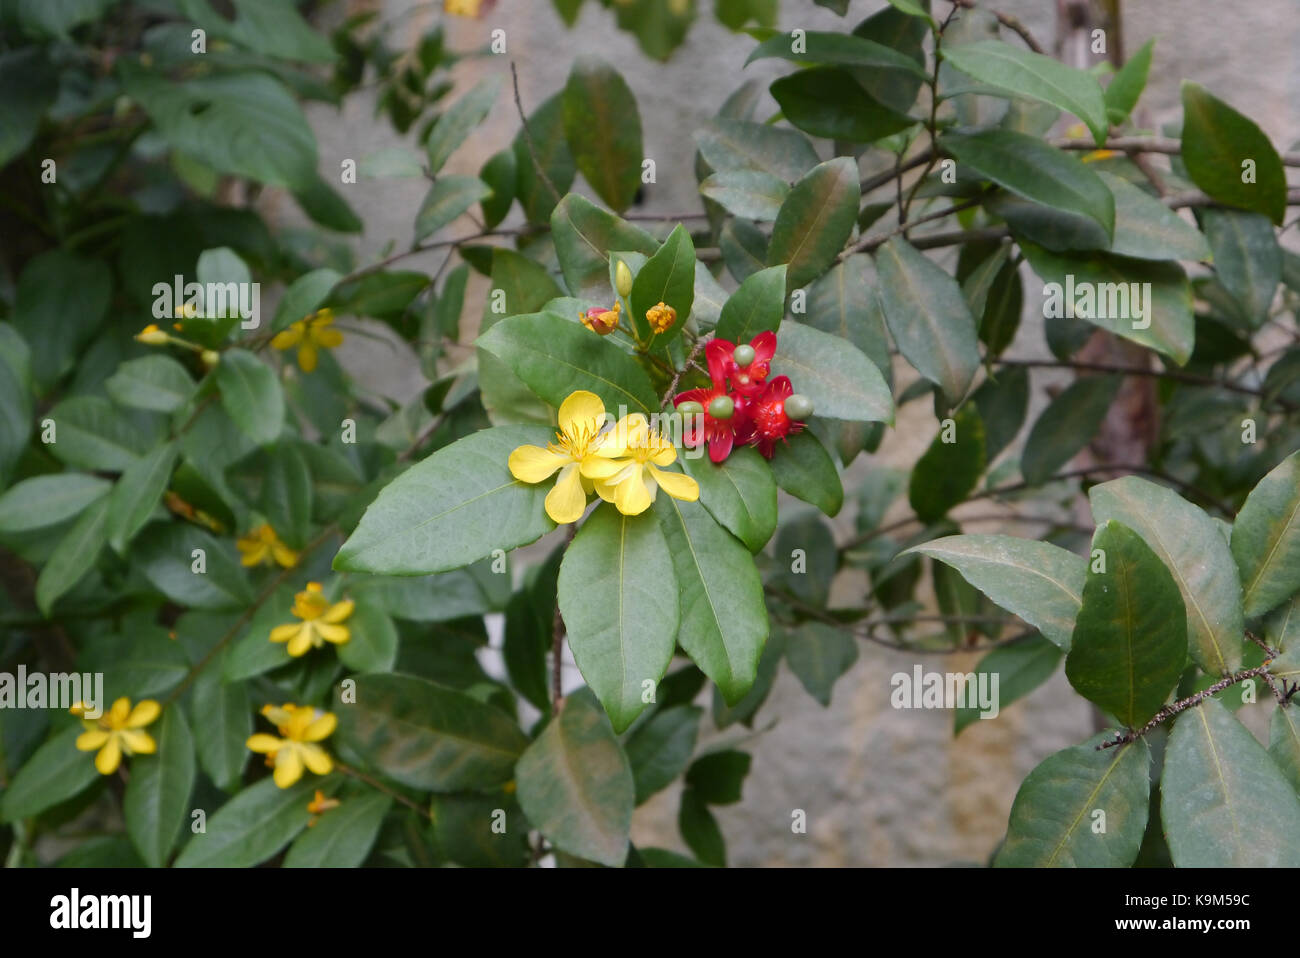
721 331 777 397
737 375 804 459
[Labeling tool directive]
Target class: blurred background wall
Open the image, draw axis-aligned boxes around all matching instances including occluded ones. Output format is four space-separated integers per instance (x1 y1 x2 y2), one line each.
272 0 1300 865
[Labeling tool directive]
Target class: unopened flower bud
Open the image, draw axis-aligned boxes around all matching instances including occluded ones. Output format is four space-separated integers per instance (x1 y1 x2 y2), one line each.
615 259 633 299
783 394 814 421
677 400 705 417
201 349 221 369
580 302 621 335
708 395 735 420
646 301 676 334
733 343 756 367
136 324 169 346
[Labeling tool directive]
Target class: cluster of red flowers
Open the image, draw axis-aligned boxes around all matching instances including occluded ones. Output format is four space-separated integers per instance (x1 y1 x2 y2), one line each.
673 331 811 462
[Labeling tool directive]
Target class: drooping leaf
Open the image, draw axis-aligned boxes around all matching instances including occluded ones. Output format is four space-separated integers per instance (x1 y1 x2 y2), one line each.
769 430 843 517
785 622 859 706
680 445 778 552
425 75 501 175
1021 375 1119 484
767 157 861 292
1180 81 1287 224
550 194 658 303
563 57 643 212
908 406 985 522
625 705 702 804
1232 450 1300 620
124 707 195 867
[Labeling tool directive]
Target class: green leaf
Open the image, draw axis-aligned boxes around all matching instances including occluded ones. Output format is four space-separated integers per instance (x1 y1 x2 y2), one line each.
1021 375 1119 484
875 237 981 405
1104 37 1153 125
694 117 820 183
188 668 249 791
955 634 1062 734
558 507 678 733
1269 706 1300 794
1180 81 1287 225
1162 699 1300 866
656 496 769 706
337 603 398 673
262 443 312 549
121 64 317 190
625 705 702 804
994 734 1150 867
769 321 893 425
680 445 778 552
550 194 658 303
216 349 284 446
1101 172 1211 262
678 787 725 865
629 225 696 344
45 395 149 472
910 535 1085 650
1090 476 1244 676
512 92 575 224
769 431 843 517
414 175 493 242
293 176 362 233
0 48 57 167
716 265 786 343
767 157 861 292
0 727 100 822
970 365 1028 462
124 707 195 867
328 270 428 320
1021 243 1195 365
806 255 892 382
335 674 527 791
174 778 315 867
746 29 928 76
785 622 859 706
882 0 934 24
177 0 335 62
1201 209 1280 327
515 689 635 867
271 268 342 333
1232 450 1300 620
1065 521 1188 727
940 40 1108 145
700 169 789 222
908 406 985 522
770 67 915 143
476 312 658 416
685 749 750 805
1265 595 1300 653
480 148 517 230
0 325 33 485
0 473 110 534
426 75 501 175
13 250 112 389
36 495 111 616
284 792 391 868
335 426 556 575
430 792 529 867
941 130 1114 237
105 355 196 413
563 57 643 213
105 440 179 553
135 524 253 610
480 249 564 332
977 257 1022 356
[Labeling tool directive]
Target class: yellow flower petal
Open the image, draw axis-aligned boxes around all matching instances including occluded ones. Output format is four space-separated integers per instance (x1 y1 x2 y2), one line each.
286 623 315 657
269 622 301 643
314 327 344 348
300 743 333 775
545 463 588 524
609 470 653 516
126 700 161 728
509 444 568 484
271 325 303 349
120 730 156 754
298 342 319 373
314 621 350 644
246 733 283 754
558 390 605 437
579 454 625 479
649 464 699 503
322 598 354 624
274 745 304 788
76 729 110 751
109 698 131 727
303 712 337 742
270 542 299 568
95 737 122 775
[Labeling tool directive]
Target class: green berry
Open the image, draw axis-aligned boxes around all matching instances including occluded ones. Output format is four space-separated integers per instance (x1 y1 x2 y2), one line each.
733 344 756 367
784 394 814 421
677 400 705 416
708 395 735 420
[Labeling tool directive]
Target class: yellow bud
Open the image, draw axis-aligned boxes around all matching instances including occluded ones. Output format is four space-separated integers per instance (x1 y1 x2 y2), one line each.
615 259 633 299
646 301 676 334
201 349 220 368
136 324 169 346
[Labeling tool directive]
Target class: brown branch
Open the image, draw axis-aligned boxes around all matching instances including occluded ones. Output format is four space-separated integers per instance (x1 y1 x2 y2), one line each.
1098 664 1275 749
950 0 1045 53
336 761 431 818
661 336 710 408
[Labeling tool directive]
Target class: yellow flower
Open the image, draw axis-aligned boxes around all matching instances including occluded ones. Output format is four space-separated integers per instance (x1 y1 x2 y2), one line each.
269 582 354 657
237 523 299 569
585 414 699 516
136 324 169 345
175 301 200 319
508 390 615 524
270 308 342 373
646 301 676 334
246 703 336 789
72 697 160 775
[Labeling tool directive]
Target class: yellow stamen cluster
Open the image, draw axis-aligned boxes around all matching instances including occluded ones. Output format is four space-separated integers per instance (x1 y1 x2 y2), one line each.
646 302 676 334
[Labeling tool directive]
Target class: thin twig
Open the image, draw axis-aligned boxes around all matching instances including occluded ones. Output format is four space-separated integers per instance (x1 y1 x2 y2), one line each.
661 336 710 408
511 61 560 205
336 762 431 818
1098 664 1275 749
950 0 1045 53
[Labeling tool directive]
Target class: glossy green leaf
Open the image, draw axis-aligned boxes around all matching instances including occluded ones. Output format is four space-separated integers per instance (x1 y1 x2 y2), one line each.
1104 38 1153 125
480 148 517 230
910 535 1085 650
335 673 527 791
1181 81 1287 224
785 622 859 706
0 726 100 822
1021 376 1119 484
135 524 253 610
1090 476 1244 675
1065 521 1188 727
907 406 985 522
188 668 250 791
174 778 315 867
656 496 768 706
994 734 1150 867
1102 172 1211 262
512 93 575 224
746 29 927 76
284 792 391 868
768 157 861 292
124 707 195 867
1232 450 1300 619
105 355 196 413
625 705 702 804
1201 209 1280 327
1162 699 1300 866
700 169 789 222
558 507 679 733
769 430 843 517
694 117 820 183
335 425 556 575
769 321 892 423
629 224 695 343
105 440 179 553
771 67 915 143
0 473 110 534
337 603 399 673
515 689 634 867
426 75 501 175
550 194 658 303
216 349 284 446
563 56 643 213
271 268 342 333
955 634 1062 734
806 254 891 381
414 175 493 241
680 445 778 552
941 40 1108 145
876 237 981 405
45 396 149 472
716 265 786 343
36 495 111 616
